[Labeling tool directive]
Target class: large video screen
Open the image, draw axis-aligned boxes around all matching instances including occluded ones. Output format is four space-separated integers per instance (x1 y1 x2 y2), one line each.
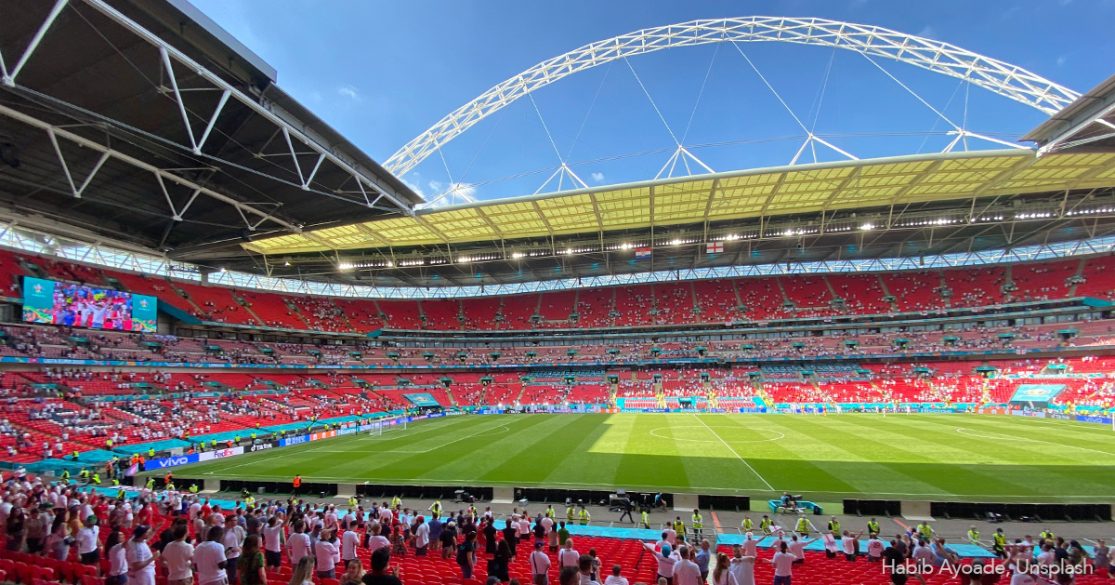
1009 384 1066 403
22 277 157 332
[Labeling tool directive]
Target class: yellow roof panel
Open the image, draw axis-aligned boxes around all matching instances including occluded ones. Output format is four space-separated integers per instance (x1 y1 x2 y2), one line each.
242 150 1115 255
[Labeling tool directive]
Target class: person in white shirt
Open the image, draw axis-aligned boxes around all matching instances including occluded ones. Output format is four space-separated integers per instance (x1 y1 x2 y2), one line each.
530 542 552 585
341 524 360 562
651 543 676 585
742 532 758 558
1009 562 1037 585
195 526 228 585
519 515 531 541
77 516 102 566
125 526 158 585
822 531 839 559
287 520 311 565
414 516 430 556
1036 544 1056 566
560 539 581 568
728 545 756 585
262 516 284 569
672 546 702 585
866 535 884 562
663 524 677 546
366 525 390 554
769 541 797 585
912 539 936 569
222 516 245 585
603 564 628 585
323 507 338 532
161 526 194 585
841 530 861 561
314 531 339 579
107 529 129 585
787 534 815 564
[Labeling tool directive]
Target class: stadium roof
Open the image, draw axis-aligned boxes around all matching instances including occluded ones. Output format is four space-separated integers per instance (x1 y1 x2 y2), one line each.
0 0 420 263
1024 73 1115 154
244 149 1115 255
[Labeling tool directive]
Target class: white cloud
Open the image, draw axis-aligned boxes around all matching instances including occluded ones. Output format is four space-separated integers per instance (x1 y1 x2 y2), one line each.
916 25 935 39
337 85 361 101
1056 55 1068 67
591 172 605 183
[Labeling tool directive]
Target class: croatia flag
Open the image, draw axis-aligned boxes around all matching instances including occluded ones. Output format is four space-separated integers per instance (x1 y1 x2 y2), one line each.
635 247 652 259
706 242 724 254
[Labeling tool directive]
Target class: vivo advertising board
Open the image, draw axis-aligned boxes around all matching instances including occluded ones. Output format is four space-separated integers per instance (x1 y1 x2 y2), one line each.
148 453 199 469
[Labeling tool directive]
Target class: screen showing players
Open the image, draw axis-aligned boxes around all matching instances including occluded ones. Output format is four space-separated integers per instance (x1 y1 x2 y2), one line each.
22 277 157 332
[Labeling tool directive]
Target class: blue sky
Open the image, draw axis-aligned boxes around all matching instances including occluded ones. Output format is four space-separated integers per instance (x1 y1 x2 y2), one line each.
191 0 1115 202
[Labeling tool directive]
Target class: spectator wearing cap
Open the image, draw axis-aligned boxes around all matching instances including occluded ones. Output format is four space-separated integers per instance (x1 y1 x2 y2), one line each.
77 515 102 567
530 541 551 585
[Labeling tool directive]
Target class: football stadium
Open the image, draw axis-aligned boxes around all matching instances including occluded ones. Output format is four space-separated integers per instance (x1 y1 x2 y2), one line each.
2 1 1115 585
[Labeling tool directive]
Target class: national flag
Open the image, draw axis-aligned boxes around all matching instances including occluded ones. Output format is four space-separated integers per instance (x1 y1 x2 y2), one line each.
634 247 652 259
706 242 724 254
125 463 139 477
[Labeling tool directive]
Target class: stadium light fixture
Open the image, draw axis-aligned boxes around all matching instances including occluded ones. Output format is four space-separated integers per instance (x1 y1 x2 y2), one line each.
337 262 354 271
860 223 875 231
511 252 525 260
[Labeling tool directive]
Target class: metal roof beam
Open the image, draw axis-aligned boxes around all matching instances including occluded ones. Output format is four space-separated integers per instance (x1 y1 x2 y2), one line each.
0 102 299 233
79 0 415 215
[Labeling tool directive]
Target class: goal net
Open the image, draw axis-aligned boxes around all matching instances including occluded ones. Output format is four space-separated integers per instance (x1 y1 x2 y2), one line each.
366 416 408 437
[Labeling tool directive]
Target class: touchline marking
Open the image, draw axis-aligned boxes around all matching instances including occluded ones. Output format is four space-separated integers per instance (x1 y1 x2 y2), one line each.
954 427 1115 457
692 414 775 491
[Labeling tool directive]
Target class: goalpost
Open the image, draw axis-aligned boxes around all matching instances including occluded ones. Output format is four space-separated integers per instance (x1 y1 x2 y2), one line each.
366 416 408 437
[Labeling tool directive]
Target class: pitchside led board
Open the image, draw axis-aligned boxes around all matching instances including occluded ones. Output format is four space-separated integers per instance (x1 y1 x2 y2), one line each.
22 276 157 333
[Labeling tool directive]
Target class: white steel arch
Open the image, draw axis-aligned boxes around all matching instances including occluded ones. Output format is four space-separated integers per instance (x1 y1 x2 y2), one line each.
384 16 1080 177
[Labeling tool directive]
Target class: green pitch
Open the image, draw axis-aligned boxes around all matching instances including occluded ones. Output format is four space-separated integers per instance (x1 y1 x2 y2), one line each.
170 413 1115 502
